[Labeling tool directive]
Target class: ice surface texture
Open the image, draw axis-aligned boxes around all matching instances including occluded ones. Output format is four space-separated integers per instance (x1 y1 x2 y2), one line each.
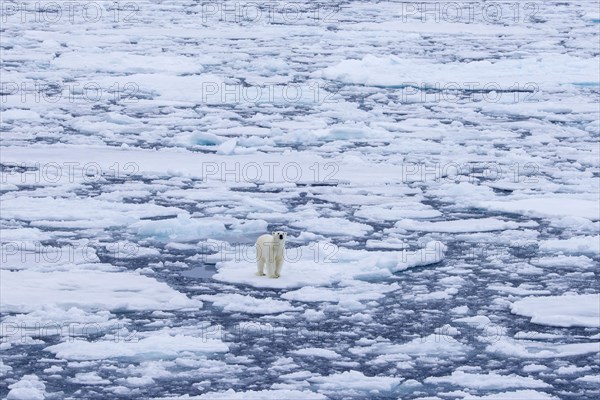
1 1 599 399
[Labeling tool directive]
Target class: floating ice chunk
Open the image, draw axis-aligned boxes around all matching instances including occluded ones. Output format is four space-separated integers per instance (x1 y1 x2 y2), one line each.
439 276 466 286
462 390 557 400
393 241 447 272
327 125 378 140
7 375 46 400
94 73 225 104
0 228 53 242
351 334 470 358
451 306 469 315
318 54 599 90
365 238 408 250
433 325 460 336
251 57 290 74
511 294 600 328
170 131 226 147
309 370 401 392
0 182 18 191
576 375 600 384
531 255 596 269
424 370 550 389
282 281 399 303
477 197 600 221
406 288 457 302
453 315 492 329
213 241 446 289
1 270 200 313
539 236 600 255
131 215 226 242
0 360 13 377
133 216 268 243
356 205 441 221
104 112 139 125
556 365 592 375
427 182 495 204
1 109 41 122
46 331 228 361
0 196 180 228
70 372 110 385
302 309 325 321
313 189 418 207
229 219 269 234
522 364 549 373
162 389 327 399
395 218 522 233
68 116 141 136
549 216 597 231
291 217 373 236
1 240 100 271
164 188 286 212
280 370 315 381
486 338 600 358
198 293 300 314
487 284 550 296
53 52 204 74
216 139 237 155
122 376 155 387
2 305 119 340
454 228 540 245
585 120 600 134
105 242 161 259
290 348 342 359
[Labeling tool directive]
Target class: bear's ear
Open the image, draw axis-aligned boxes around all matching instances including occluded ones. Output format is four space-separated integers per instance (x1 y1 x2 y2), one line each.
284 232 287 236
271 231 276 235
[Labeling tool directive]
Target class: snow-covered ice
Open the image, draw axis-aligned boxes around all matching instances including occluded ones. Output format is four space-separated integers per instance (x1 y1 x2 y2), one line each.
1 0 598 399
1 270 201 313
511 294 600 328
46 330 228 361
423 370 550 390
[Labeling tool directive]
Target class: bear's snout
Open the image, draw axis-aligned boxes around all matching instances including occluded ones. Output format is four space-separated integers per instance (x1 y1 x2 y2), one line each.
279 234 284 240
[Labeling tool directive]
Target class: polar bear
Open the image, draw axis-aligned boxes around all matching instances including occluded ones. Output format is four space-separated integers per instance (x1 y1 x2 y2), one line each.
256 231 287 278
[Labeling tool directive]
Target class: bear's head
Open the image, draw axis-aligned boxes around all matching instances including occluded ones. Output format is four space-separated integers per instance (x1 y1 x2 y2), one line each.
271 231 287 244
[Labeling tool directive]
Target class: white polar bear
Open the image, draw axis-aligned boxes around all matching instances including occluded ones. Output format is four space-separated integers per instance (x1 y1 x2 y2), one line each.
255 231 287 278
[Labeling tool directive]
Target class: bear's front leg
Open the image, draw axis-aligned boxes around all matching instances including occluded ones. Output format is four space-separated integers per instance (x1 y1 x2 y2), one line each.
274 257 284 278
266 259 277 278
256 258 265 276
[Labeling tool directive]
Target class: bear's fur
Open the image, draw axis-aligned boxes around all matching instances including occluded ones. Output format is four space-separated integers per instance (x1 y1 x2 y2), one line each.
255 231 286 278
